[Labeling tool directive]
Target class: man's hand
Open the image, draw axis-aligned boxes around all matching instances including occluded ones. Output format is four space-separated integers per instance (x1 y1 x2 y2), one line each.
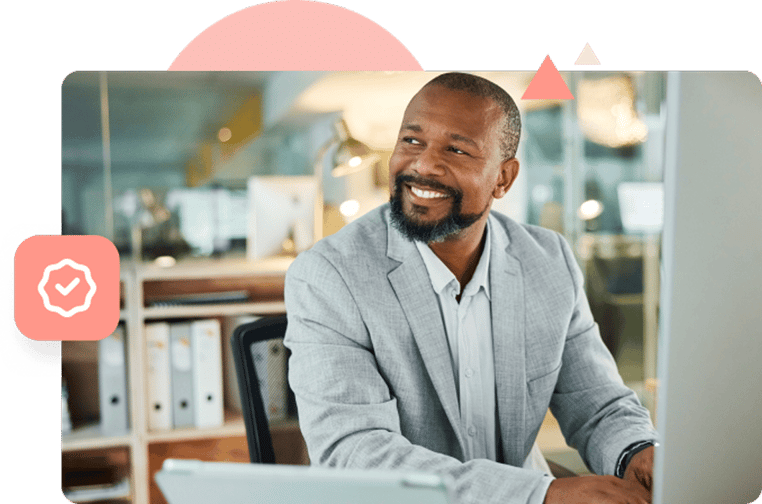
624 446 655 492
544 475 652 504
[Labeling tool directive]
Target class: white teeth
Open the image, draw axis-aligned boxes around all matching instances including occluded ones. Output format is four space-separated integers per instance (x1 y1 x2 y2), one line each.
410 186 447 199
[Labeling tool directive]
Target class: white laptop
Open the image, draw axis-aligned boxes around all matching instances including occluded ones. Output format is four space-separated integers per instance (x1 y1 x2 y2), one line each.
155 459 455 504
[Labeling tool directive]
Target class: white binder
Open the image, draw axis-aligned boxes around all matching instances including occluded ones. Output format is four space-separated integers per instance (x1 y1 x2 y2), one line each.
170 322 195 428
98 325 129 435
146 322 173 431
190 319 224 428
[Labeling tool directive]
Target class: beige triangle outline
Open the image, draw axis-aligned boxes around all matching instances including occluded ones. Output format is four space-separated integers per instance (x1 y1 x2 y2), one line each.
575 43 600 65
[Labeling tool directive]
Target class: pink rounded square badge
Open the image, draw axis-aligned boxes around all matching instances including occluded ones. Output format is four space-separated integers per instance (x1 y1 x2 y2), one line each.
15 235 120 341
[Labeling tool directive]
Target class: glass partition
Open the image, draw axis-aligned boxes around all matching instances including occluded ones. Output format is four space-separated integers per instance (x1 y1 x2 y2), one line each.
521 72 666 414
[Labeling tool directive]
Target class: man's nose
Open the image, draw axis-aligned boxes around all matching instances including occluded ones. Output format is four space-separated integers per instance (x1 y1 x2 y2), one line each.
411 147 446 177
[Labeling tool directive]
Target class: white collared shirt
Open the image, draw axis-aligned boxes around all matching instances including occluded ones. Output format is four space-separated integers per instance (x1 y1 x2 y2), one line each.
415 220 497 461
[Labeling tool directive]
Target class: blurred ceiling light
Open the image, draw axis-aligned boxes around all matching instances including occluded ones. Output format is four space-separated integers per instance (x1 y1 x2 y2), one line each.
339 199 360 217
218 127 233 142
578 199 604 220
532 184 553 204
577 75 648 148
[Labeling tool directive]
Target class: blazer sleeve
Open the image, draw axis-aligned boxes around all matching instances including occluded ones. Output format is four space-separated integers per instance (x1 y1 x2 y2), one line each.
284 249 554 504
550 233 659 475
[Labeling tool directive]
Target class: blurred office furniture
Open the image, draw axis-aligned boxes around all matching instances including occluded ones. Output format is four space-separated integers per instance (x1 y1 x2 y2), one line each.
164 186 248 258
62 257 306 504
62 451 132 503
231 315 291 464
62 378 73 434
577 234 660 384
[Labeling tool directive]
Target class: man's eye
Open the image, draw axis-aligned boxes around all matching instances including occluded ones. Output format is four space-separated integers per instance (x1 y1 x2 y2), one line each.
402 137 421 145
448 146 469 155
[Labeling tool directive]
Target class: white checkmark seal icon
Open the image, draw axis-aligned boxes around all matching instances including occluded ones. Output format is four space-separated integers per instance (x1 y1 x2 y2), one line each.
55 278 80 296
38 258 97 318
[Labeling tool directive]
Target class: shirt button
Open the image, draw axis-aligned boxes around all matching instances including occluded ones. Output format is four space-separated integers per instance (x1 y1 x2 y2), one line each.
468 426 477 437
465 368 474 378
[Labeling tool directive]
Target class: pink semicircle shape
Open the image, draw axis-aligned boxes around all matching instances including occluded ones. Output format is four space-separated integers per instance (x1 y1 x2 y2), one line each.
169 1 422 71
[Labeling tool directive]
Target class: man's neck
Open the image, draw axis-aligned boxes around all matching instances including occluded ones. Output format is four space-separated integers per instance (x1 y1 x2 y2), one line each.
428 219 488 292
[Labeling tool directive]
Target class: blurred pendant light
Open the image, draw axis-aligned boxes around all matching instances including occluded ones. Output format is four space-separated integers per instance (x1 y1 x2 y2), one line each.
577 75 648 148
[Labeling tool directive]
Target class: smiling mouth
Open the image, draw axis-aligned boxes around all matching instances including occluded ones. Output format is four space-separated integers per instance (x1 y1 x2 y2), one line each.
408 184 450 200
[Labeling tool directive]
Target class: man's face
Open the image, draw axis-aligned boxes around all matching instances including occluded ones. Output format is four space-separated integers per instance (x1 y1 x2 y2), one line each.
388 84 510 243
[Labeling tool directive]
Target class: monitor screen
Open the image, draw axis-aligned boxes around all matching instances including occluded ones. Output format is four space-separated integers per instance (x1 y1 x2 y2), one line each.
247 176 319 260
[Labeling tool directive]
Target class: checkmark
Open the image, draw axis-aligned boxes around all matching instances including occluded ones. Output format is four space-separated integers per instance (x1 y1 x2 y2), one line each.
55 278 81 296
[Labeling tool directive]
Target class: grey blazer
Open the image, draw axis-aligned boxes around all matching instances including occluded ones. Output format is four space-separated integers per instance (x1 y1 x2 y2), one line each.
284 203 657 504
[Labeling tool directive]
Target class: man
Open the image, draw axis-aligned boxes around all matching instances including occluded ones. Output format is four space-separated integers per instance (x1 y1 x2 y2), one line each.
284 72 658 504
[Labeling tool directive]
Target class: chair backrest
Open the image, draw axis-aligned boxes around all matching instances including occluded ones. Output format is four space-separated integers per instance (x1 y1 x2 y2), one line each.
230 315 288 463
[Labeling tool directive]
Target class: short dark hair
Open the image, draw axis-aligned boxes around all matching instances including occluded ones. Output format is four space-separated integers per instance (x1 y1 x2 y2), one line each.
425 72 521 160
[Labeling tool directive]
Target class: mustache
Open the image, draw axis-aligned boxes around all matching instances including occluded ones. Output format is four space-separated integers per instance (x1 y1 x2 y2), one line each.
394 174 459 198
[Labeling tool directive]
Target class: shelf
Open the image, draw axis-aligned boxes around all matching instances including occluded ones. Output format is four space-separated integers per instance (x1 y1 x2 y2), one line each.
142 301 286 320
63 478 132 503
61 340 98 363
146 412 299 443
147 413 245 443
65 254 296 504
62 424 134 452
131 255 293 281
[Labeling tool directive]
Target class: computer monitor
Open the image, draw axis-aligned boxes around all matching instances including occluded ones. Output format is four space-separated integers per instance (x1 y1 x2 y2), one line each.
654 72 762 504
247 176 319 260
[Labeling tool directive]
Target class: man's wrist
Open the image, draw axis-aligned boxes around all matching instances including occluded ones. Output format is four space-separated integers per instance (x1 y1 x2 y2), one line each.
615 440 657 478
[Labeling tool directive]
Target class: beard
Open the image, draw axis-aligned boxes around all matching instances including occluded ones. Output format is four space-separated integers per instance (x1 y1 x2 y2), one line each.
389 173 488 243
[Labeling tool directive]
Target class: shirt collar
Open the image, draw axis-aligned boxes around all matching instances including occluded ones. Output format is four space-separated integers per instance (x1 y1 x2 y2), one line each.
414 217 492 300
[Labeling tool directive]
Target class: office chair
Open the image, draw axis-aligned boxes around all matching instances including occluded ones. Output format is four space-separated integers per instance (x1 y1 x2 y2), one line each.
231 314 288 463
231 314 576 477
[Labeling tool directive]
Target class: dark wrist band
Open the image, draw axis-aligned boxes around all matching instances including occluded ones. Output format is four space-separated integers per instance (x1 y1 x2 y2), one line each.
615 441 657 478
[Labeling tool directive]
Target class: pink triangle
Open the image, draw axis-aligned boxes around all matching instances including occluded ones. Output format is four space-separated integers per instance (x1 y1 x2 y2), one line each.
522 56 574 100
574 42 601 66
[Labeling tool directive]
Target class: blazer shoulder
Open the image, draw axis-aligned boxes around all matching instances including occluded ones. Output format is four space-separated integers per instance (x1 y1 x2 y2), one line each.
490 211 569 263
288 204 390 281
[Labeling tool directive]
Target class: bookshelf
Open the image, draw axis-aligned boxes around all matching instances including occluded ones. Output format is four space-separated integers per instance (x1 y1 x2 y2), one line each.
61 255 308 504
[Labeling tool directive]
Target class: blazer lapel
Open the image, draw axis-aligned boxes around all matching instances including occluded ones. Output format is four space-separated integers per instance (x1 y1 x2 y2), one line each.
489 218 528 467
385 213 465 455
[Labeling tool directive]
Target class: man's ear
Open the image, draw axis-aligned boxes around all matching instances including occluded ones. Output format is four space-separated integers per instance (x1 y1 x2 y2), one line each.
493 158 520 199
